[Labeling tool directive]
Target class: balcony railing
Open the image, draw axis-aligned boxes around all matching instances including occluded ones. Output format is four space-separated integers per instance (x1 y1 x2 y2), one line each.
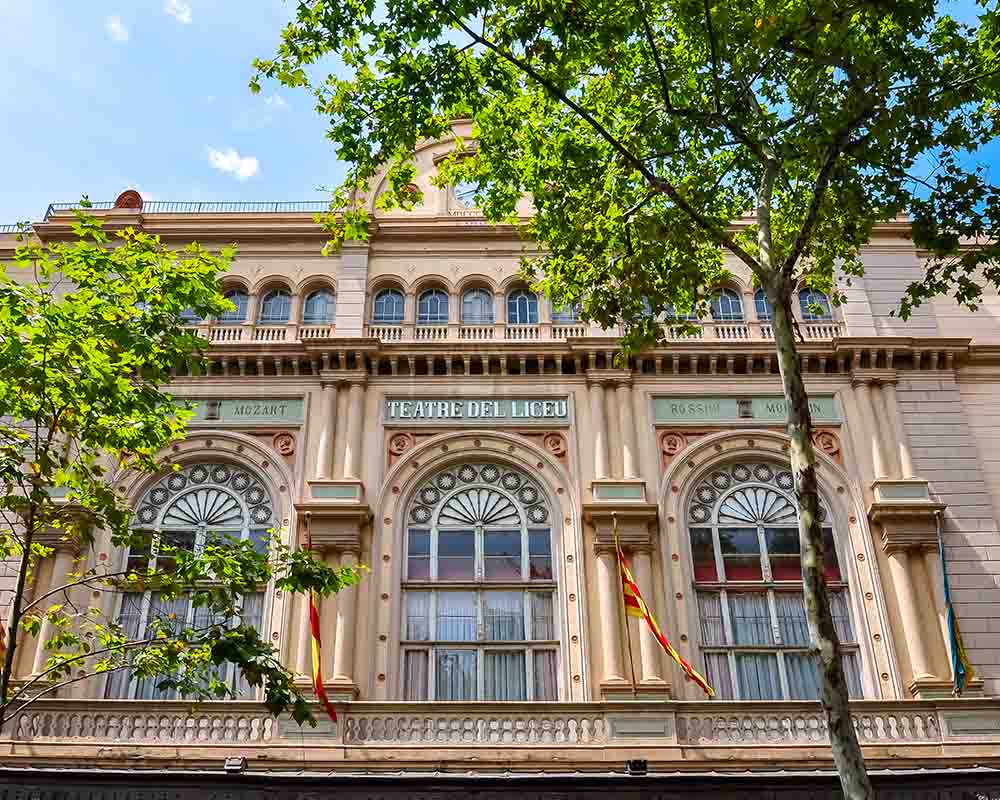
5 698 996 754
189 319 845 346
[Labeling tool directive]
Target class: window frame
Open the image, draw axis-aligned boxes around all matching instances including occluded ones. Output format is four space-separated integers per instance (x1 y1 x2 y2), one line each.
753 288 773 321
302 288 336 324
551 302 580 324
506 289 539 325
218 289 249 324
799 289 834 321
462 288 495 324
686 464 866 701
372 288 405 324
417 288 450 325
258 288 292 324
710 288 744 322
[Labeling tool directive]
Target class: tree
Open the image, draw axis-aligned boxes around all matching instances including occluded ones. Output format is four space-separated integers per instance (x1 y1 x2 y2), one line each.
0 208 361 734
254 1 1000 795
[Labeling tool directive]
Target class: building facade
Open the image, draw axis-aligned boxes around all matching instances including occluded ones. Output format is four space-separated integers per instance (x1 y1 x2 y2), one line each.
3 130 1000 796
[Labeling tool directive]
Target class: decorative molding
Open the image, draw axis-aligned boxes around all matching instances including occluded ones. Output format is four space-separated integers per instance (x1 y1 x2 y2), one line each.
584 502 658 553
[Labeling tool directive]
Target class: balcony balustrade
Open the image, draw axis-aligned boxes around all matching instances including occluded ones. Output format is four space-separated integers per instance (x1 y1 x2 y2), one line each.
192 319 845 346
5 697 995 757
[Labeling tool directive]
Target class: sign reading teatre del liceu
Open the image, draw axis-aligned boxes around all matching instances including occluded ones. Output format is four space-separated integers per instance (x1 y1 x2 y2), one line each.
385 397 570 423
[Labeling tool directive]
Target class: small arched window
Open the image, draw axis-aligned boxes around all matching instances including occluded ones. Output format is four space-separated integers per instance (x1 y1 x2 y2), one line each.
373 289 405 323
799 289 833 321
551 302 580 323
303 289 336 324
688 461 863 701
754 289 773 321
710 289 744 321
258 289 292 323
462 288 494 324
218 289 249 324
417 289 449 324
507 289 538 325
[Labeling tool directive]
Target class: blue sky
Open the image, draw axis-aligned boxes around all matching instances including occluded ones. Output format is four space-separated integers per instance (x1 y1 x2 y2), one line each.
0 1 996 224
0 1 348 223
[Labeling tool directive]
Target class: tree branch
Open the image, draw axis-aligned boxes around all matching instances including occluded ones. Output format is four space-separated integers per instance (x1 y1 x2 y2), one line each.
639 3 672 111
703 0 723 113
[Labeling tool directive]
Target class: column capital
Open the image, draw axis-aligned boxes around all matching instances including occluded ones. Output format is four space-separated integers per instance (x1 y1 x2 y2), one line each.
586 368 631 388
850 368 898 387
319 368 368 387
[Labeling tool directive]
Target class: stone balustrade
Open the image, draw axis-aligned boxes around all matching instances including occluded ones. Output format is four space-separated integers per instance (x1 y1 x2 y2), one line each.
5 698 997 758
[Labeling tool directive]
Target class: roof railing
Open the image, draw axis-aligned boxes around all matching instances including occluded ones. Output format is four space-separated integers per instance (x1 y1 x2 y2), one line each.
42 200 334 219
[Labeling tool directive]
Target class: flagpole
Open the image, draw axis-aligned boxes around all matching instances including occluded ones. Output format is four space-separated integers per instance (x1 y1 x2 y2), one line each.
613 512 639 697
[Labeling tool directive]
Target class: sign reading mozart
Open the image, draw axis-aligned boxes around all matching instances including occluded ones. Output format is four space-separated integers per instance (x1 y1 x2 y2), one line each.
385 397 570 423
188 398 305 425
653 395 840 424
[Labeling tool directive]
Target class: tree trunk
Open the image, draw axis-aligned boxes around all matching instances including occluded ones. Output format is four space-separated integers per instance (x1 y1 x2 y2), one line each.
768 283 873 800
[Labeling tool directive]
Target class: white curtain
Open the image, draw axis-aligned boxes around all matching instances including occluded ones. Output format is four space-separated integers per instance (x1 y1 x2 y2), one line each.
105 593 144 698
532 649 558 700
484 591 524 641
729 593 773 645
435 650 476 700
775 592 810 646
697 592 726 646
830 591 855 642
785 652 821 700
233 592 266 698
735 653 781 700
403 650 429 700
704 652 734 699
843 651 864 698
136 593 189 700
436 591 476 641
531 592 555 640
405 591 431 640
484 651 526 700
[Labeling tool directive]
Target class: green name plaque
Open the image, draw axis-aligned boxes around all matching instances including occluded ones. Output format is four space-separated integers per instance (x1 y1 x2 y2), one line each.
187 398 304 425
653 395 840 424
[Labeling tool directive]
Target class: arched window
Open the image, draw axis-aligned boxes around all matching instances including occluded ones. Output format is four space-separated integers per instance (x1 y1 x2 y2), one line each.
462 288 494 324
417 289 449 324
180 307 202 324
551 302 580 323
218 289 248 324
108 462 272 700
710 289 744 321
687 461 862 701
373 288 405 323
507 289 538 325
664 304 699 321
258 288 292 323
799 289 833 321
403 462 559 701
754 289 773 321
303 288 336 324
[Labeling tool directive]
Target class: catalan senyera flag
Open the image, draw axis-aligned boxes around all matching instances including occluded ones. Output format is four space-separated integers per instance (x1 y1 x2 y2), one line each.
309 590 338 723
616 542 715 697
937 513 975 695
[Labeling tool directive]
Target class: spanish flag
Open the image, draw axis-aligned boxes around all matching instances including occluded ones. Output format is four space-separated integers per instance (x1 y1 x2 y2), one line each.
309 590 338 723
616 540 715 697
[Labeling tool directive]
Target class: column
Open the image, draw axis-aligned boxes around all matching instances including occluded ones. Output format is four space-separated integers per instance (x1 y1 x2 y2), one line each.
314 383 338 480
632 549 664 683
332 550 359 683
296 591 314 678
883 381 916 479
31 547 75 676
595 549 624 682
605 384 621 479
343 381 366 481
873 383 901 478
886 547 934 682
617 381 638 479
921 545 953 674
589 382 608 480
322 549 339 677
853 381 888 479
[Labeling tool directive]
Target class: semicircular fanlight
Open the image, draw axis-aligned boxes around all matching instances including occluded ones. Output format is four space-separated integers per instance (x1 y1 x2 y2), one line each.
718 486 798 525
161 487 245 528
438 487 521 527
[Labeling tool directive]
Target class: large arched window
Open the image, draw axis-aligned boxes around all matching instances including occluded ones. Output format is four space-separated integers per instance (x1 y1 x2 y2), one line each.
417 289 449 324
551 301 580 323
754 289 773 321
799 289 833 321
687 461 862 701
710 289 744 321
259 288 292 323
507 289 538 325
303 288 336 324
402 462 559 701
218 289 249 324
108 462 272 700
372 288 405 323
462 288 494 324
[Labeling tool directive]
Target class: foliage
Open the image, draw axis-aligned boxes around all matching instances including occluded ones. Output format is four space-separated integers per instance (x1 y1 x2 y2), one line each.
255 1 999 796
0 209 363 730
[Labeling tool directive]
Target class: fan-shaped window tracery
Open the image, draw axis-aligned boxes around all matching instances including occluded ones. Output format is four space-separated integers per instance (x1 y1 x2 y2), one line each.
403 462 559 702
687 461 863 701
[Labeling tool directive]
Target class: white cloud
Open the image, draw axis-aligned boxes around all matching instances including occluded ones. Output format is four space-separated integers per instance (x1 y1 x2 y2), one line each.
105 15 128 42
207 148 258 180
264 94 287 108
165 0 192 23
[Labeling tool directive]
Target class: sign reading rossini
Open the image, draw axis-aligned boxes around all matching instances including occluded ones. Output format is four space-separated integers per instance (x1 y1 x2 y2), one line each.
652 394 840 424
385 397 570 423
